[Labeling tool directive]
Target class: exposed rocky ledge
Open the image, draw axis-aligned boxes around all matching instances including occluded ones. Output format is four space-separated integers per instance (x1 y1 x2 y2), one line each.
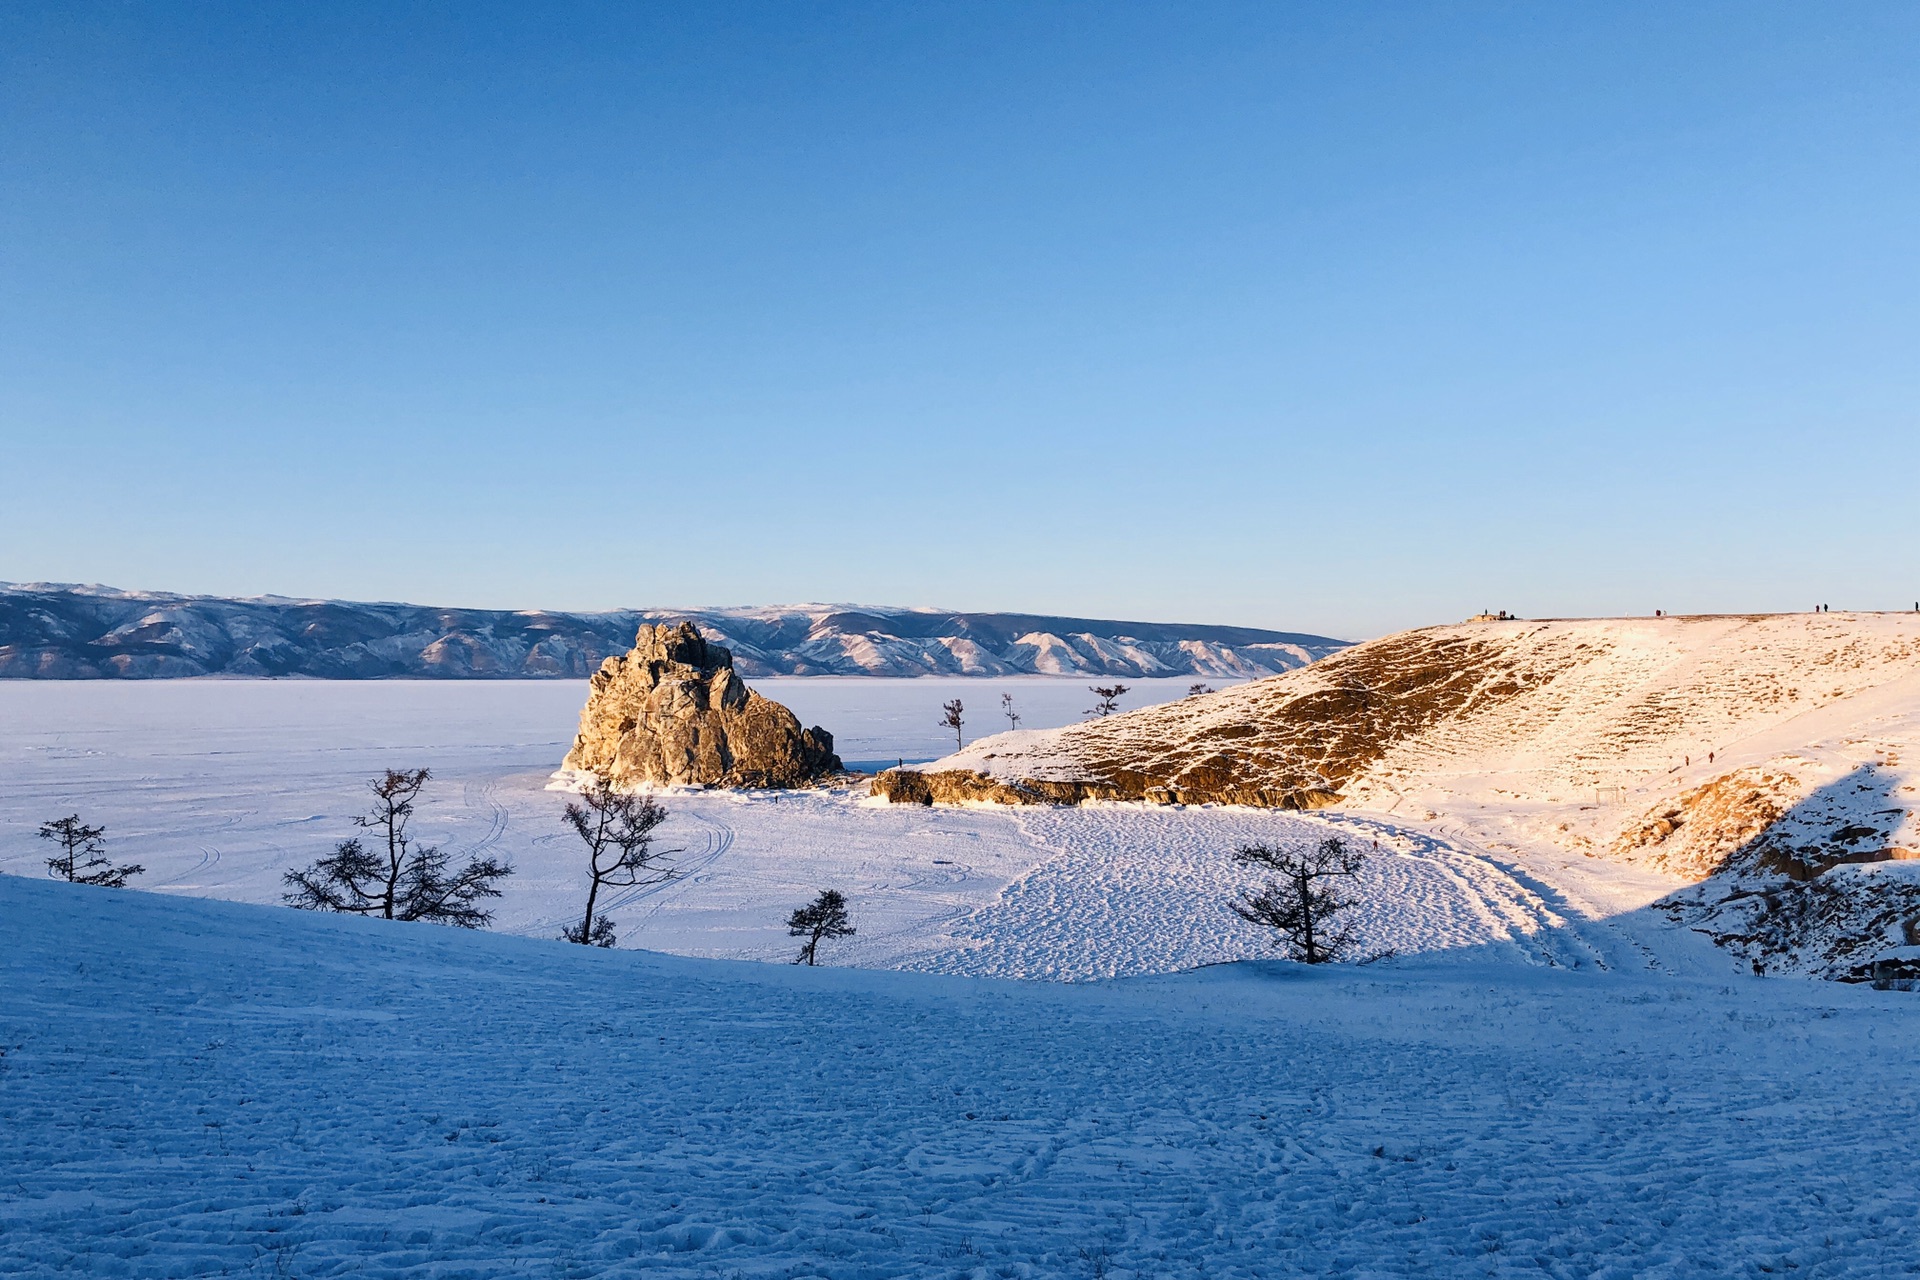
562 622 841 789
869 767 1342 809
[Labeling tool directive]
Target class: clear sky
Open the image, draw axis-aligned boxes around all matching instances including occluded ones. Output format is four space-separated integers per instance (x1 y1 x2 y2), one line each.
3 3 1916 639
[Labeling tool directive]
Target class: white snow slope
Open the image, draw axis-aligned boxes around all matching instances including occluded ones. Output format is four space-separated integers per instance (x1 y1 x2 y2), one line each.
5 870 1919 1278
919 613 1920 975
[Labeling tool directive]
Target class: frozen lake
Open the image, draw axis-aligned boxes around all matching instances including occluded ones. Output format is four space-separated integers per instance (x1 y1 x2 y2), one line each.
0 675 1696 979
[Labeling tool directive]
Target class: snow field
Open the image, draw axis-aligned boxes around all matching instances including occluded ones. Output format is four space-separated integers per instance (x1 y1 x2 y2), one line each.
0 678 1637 979
4 873 1917 1278
895 805 1653 981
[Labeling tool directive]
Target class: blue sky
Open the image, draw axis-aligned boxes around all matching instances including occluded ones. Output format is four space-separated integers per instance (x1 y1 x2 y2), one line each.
3 3 1915 638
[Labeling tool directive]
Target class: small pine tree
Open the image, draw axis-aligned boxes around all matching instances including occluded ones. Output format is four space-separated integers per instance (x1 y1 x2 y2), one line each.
283 769 512 927
1001 692 1021 730
1187 682 1215 698
1087 684 1130 717
39 815 143 887
1229 837 1364 964
939 699 965 750
787 889 855 965
568 916 619 947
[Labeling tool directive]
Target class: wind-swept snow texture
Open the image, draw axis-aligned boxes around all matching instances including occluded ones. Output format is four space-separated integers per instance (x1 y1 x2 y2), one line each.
4 872 1918 1279
0 582 1346 679
918 613 1920 975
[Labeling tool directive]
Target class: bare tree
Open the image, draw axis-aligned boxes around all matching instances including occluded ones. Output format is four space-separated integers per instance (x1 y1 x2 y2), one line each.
939 699 965 750
283 768 512 927
1001 691 1021 730
1187 682 1215 698
787 889 855 965
1229 837 1365 964
1086 684 1130 717
560 781 678 947
39 815 143 887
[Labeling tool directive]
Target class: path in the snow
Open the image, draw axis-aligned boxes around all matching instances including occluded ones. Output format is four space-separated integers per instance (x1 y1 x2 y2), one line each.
3 873 1916 1279
890 804 1568 979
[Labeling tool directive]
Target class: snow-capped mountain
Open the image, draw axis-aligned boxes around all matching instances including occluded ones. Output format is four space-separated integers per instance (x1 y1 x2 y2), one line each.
0 583 1348 679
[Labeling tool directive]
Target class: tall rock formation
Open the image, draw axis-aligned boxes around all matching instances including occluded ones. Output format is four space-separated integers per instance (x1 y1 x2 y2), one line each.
562 622 841 788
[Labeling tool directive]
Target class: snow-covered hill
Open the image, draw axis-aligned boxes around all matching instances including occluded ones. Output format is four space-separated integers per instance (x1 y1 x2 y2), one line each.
897 613 1920 975
0 583 1345 679
5 870 1917 1277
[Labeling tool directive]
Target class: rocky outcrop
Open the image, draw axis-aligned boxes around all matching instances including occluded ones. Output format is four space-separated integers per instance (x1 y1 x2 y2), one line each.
562 622 840 789
871 769 1126 807
868 768 1342 809
1611 768 1797 879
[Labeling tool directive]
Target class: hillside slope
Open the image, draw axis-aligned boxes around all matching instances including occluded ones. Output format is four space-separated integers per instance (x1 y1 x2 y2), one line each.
883 613 1920 975
0 583 1345 679
5 871 1918 1277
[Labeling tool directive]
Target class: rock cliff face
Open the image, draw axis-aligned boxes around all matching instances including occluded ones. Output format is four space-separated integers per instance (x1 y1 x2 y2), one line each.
562 622 841 789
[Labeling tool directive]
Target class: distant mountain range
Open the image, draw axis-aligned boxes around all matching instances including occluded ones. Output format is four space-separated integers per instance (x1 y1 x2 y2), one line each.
0 584 1350 680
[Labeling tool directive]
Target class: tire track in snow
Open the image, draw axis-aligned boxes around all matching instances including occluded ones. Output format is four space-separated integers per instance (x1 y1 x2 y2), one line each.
1450 837 1671 973
150 844 222 889
459 777 510 859
1353 815 1584 966
616 808 734 922
1313 811 1632 971
848 836 990 958
506 808 734 941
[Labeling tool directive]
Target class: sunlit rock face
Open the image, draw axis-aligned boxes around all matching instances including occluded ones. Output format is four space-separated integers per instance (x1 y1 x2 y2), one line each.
563 622 840 789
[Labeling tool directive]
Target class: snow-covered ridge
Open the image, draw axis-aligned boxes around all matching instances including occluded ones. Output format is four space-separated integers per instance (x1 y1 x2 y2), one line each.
927 612 1920 824
0 583 1348 680
910 612 1920 974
